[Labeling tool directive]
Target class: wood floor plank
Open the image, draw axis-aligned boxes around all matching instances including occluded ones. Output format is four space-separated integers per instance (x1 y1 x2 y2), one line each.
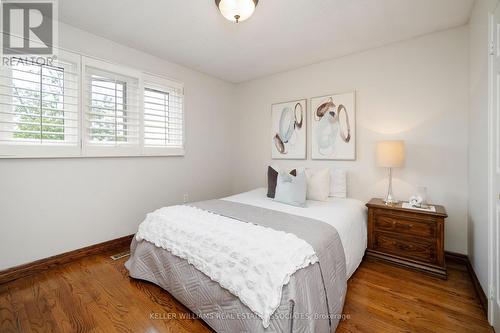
9 276 62 333
0 284 18 332
0 247 493 333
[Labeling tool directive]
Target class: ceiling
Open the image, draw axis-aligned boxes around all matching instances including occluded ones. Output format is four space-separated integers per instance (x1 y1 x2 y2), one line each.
58 0 474 83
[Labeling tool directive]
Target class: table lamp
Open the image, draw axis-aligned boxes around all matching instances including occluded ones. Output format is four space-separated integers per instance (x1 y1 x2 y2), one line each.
376 140 405 204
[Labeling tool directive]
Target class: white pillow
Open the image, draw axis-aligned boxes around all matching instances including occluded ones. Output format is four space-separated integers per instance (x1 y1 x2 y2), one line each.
330 168 347 198
305 168 330 201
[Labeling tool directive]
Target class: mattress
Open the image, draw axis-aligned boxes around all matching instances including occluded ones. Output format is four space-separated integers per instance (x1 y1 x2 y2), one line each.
223 188 367 279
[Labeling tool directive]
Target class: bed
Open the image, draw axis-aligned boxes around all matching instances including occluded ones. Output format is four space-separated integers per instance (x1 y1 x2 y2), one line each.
125 188 367 333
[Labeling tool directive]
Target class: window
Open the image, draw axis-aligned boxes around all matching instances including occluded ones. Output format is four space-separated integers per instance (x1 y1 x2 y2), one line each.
0 51 80 157
143 74 184 155
0 54 185 158
83 58 141 156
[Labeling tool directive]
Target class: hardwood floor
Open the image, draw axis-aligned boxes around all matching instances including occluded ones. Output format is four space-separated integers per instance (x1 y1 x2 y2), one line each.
338 257 493 333
0 247 493 333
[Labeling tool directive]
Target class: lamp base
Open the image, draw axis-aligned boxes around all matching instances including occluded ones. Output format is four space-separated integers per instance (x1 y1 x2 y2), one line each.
384 168 398 205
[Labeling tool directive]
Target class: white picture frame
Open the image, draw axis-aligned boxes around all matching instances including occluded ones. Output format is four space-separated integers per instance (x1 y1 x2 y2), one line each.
310 92 356 160
271 99 307 159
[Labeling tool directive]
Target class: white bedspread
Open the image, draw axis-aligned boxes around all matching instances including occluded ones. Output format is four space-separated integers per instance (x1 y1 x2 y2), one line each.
135 204 319 328
223 188 367 279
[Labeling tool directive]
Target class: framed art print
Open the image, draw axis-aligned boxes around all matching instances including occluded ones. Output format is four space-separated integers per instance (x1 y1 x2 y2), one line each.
271 99 306 159
310 92 355 160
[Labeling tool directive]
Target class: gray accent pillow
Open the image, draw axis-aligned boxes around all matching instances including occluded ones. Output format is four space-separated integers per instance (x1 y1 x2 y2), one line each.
274 170 307 207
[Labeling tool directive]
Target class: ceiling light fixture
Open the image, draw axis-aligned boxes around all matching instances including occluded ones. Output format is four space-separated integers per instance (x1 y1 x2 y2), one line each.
215 0 258 23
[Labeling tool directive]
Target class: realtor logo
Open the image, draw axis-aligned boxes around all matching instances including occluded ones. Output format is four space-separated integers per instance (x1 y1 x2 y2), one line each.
1 0 55 55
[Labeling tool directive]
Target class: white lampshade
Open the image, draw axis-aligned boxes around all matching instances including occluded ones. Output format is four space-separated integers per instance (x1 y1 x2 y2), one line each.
376 140 405 168
216 0 257 23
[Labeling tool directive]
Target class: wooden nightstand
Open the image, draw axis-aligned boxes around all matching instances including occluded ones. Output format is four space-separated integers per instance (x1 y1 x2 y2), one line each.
365 198 448 279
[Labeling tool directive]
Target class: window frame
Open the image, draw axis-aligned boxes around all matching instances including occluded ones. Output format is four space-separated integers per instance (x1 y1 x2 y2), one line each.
82 57 143 157
0 50 81 158
142 73 185 157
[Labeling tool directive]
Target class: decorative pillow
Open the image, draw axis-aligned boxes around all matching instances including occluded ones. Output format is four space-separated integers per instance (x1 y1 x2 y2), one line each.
267 166 297 198
274 171 307 207
330 168 347 198
305 168 330 201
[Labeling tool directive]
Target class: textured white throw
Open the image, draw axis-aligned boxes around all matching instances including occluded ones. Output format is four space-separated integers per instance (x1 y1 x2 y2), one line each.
135 205 319 328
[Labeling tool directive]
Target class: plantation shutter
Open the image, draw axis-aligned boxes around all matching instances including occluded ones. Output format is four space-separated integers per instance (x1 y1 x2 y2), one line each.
0 51 80 157
83 58 141 156
143 74 184 155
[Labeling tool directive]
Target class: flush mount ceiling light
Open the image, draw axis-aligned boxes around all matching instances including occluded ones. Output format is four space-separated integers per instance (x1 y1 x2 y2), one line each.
215 0 258 23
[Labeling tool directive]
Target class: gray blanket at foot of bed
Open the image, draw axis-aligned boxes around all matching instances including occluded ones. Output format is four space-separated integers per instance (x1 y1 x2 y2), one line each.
125 199 347 333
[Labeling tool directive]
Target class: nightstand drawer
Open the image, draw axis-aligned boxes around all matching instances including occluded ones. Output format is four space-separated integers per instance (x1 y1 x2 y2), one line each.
374 214 436 238
373 232 436 263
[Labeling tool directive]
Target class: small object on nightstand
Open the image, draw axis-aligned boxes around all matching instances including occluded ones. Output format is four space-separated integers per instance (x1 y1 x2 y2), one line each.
409 195 423 207
365 198 448 279
402 202 436 212
409 186 428 208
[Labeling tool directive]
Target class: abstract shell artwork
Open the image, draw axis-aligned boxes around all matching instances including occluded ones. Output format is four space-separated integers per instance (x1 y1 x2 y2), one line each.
271 99 306 159
310 92 356 160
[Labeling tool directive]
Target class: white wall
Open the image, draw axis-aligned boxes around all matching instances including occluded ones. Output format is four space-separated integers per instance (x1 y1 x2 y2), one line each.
0 22 474 269
232 27 469 254
468 0 495 293
0 23 235 270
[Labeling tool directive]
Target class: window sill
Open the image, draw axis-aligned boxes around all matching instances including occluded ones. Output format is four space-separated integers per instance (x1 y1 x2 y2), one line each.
0 148 185 159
